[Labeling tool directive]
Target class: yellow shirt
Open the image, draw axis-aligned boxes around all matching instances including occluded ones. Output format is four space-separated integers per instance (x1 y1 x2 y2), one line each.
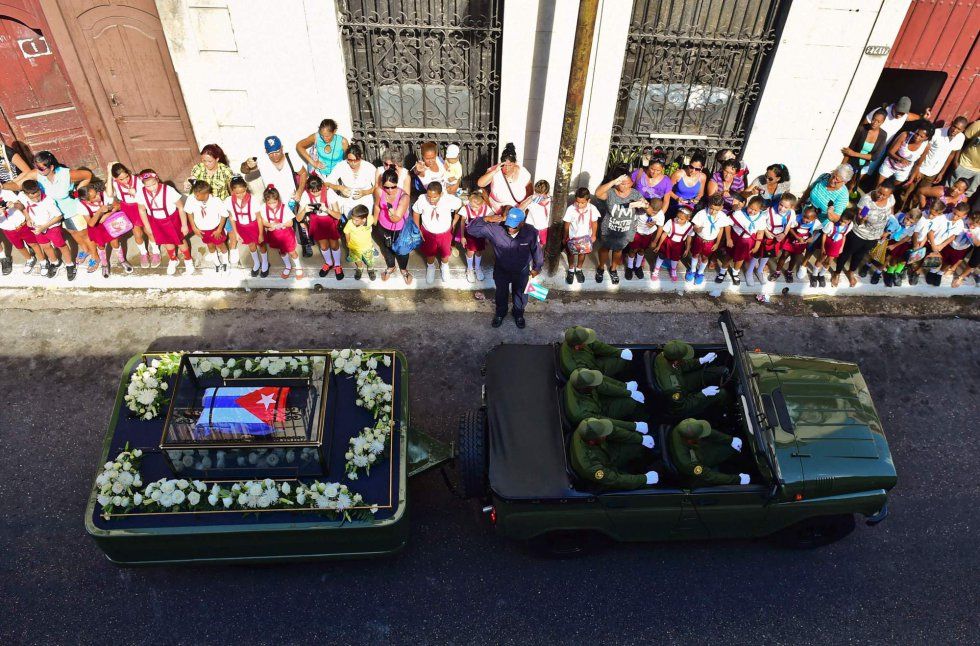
959 120 980 172
344 214 374 255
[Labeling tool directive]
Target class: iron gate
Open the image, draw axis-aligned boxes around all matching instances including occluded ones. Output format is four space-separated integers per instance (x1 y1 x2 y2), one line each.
336 0 502 180
608 0 787 170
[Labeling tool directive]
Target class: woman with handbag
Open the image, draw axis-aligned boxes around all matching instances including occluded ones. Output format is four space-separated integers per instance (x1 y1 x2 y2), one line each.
373 168 413 284
77 180 133 278
476 143 532 215
831 180 895 287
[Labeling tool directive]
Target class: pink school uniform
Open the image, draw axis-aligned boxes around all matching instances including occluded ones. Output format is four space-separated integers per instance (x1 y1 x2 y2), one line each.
224 193 261 246
136 184 184 246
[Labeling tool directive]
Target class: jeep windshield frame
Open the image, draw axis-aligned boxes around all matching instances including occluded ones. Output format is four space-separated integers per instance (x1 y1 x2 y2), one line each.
718 311 782 486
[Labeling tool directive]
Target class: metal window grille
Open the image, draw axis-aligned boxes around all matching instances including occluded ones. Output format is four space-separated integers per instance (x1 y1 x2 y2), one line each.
336 0 503 180
608 0 787 171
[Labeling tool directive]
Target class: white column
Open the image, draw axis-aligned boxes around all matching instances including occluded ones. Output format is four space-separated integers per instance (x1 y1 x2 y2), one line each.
741 0 913 194
570 0 632 190
498 0 541 166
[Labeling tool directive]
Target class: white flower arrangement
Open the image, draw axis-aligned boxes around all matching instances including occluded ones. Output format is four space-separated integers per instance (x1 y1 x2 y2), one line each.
94 445 144 518
124 353 181 420
189 353 324 380
329 350 395 479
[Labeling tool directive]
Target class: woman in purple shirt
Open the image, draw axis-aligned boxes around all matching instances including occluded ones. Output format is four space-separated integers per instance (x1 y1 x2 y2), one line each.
631 158 673 210
707 158 747 210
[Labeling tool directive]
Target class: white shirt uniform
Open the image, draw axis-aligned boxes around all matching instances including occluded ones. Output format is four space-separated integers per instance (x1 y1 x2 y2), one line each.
0 188 27 230
412 193 461 234
918 127 966 177
18 193 63 228
524 198 551 231
635 209 665 236
692 209 731 240
223 194 259 225
76 193 114 224
822 220 852 242
562 204 600 239
950 224 980 251
137 184 181 219
661 219 694 243
184 194 228 231
112 176 143 205
930 217 964 247
298 187 342 217
730 209 768 238
914 217 937 243
765 207 796 237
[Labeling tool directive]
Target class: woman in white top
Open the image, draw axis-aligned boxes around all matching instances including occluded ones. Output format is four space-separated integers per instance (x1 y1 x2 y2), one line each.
476 143 532 215
413 141 454 194
877 123 933 185
323 144 376 215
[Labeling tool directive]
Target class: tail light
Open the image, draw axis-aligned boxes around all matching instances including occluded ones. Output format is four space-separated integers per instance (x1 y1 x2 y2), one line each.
482 505 497 525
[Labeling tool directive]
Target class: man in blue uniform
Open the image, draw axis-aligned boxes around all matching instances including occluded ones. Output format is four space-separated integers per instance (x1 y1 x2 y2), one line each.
466 207 545 329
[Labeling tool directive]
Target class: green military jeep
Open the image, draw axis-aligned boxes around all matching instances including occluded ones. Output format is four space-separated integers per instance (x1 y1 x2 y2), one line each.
456 311 897 554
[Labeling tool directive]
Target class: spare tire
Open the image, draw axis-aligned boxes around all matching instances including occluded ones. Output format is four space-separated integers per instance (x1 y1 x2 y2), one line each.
457 410 488 499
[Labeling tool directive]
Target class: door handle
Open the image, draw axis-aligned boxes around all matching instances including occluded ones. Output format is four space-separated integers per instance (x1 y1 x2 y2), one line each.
109 93 120 107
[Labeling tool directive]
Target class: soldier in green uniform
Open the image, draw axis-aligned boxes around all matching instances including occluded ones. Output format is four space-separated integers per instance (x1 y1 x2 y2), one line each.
564 368 648 432
559 326 633 378
653 339 731 419
668 418 751 487
570 418 659 490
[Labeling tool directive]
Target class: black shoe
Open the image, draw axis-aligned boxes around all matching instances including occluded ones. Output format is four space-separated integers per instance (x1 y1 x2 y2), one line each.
575 269 585 284
907 271 919 285
809 274 818 288
0 257 11 275
66 264 77 281
260 267 270 278
595 268 604 283
929 272 942 286
251 266 260 278
817 275 826 287
624 267 634 281
367 269 377 281
893 271 904 286
858 265 869 278
565 270 574 285
730 270 740 286
870 271 881 285
45 264 57 278
714 272 725 283
491 316 504 328
768 272 779 282
634 266 644 279
784 270 794 284
514 315 526 329
302 244 314 258
610 270 620 285
883 272 894 287
354 268 363 280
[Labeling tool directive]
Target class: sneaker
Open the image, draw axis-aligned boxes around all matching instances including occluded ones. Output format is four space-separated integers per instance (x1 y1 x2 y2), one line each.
609 270 619 285
66 264 77 281
650 269 660 281
669 269 678 282
565 270 574 285
140 253 150 269
354 268 363 280
870 272 881 285
334 265 344 280
166 260 178 275
744 272 755 287
858 265 869 278
150 253 161 268
768 272 779 282
44 263 56 278
893 271 904 287
809 274 818 288
440 263 450 282
475 267 485 281
694 273 705 286
595 268 604 283
121 259 133 274
251 265 260 278
230 248 240 265
685 270 694 282
784 270 794 283
319 263 331 278
817 275 826 287
907 271 918 286
928 272 942 286
634 266 644 280
974 274 980 287
1 257 11 275
883 272 894 287
426 263 436 284
101 263 110 278
23 258 37 274
796 266 806 280
367 269 377 281
575 269 585 284
302 243 314 258
624 266 634 281
491 315 504 328
466 268 476 283
183 262 196 275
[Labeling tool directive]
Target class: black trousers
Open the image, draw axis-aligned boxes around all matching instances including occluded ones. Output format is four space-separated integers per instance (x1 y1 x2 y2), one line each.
373 226 409 271
493 266 530 317
834 235 878 273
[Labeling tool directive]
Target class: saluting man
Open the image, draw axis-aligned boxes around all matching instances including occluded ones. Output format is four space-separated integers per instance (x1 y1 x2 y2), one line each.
570 418 659 490
654 340 731 419
668 418 750 486
564 368 648 431
559 325 633 378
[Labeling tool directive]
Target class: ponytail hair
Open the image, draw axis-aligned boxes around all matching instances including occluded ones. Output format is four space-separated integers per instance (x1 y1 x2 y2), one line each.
500 142 517 163
34 150 64 170
263 184 281 203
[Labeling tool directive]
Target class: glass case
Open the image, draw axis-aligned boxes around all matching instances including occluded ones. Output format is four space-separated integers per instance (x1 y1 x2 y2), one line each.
159 352 332 478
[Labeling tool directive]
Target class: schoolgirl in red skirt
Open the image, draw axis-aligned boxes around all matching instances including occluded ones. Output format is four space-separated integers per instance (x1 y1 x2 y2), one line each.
774 205 820 283
811 209 855 287
651 206 694 282
625 196 665 280
259 185 303 279
298 175 344 279
224 176 268 277
724 196 768 285
690 195 730 285
78 181 133 278
111 162 158 268
135 170 194 275
0 187 43 274
751 192 796 283
457 189 490 282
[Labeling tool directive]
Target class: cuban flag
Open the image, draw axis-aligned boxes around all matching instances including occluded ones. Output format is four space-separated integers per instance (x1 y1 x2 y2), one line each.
524 280 549 301
195 386 291 437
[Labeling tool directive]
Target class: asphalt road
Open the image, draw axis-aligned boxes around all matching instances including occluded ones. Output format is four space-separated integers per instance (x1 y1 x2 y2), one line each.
0 291 977 645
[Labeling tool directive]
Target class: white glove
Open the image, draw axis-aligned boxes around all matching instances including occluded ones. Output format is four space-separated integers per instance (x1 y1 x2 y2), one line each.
701 385 720 397
631 390 645 403
739 473 750 485
699 352 718 365
731 437 743 452
641 435 655 449
620 349 633 360
645 471 659 485
626 380 639 392
635 421 649 434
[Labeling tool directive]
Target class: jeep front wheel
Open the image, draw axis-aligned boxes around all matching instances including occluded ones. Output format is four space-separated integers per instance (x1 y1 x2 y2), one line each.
775 514 856 549
456 410 488 499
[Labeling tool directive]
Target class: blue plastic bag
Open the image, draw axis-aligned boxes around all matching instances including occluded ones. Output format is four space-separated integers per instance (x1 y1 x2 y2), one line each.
392 217 423 255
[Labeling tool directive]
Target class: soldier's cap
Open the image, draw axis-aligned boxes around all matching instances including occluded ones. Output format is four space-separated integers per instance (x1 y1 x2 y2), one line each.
663 339 695 362
570 368 604 388
577 417 613 440
564 326 597 346
676 418 712 440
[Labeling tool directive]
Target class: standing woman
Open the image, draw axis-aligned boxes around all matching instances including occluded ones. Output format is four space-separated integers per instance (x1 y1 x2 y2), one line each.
412 141 449 191
111 163 158 268
296 118 348 179
666 152 707 212
877 123 934 188
375 147 411 194
707 158 747 211
190 144 237 264
372 167 412 284
841 109 887 195
0 136 31 183
831 180 895 287
631 157 673 211
323 144 376 215
476 143 532 215
747 163 792 208
135 170 194 276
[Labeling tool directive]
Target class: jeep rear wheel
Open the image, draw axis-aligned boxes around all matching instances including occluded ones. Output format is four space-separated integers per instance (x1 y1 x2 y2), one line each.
775 514 856 549
526 530 609 559
456 410 488 499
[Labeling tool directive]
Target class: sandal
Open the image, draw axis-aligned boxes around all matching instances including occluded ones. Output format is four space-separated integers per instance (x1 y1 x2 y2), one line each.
382 267 395 282
402 270 413 285
280 268 291 279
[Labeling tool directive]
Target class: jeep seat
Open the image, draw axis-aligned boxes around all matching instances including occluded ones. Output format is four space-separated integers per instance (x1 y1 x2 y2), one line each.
658 424 677 474
643 349 664 394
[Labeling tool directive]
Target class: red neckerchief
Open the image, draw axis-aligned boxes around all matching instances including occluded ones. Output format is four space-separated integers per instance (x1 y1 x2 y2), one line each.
80 193 105 216
465 203 488 221
232 193 252 221
115 176 136 201
266 202 284 223
142 184 169 217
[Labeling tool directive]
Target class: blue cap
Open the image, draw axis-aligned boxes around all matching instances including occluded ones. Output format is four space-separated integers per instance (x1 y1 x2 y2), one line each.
504 207 526 228
264 135 283 153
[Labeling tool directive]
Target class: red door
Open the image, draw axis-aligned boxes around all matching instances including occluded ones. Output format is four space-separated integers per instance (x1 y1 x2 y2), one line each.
0 14 98 167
